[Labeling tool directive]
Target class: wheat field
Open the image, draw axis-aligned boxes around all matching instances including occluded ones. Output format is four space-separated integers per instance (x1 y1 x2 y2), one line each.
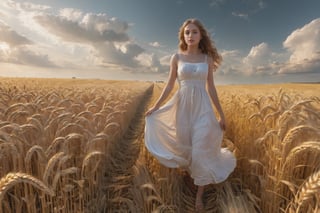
0 77 319 213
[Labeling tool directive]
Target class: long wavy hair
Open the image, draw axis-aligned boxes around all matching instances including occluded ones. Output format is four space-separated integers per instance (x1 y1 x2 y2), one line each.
178 18 222 70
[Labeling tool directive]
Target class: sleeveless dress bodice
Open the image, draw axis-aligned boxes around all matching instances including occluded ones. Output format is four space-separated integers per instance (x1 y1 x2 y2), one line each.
178 61 208 81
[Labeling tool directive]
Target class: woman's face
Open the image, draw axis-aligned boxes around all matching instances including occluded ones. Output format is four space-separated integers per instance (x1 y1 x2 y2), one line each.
184 23 201 47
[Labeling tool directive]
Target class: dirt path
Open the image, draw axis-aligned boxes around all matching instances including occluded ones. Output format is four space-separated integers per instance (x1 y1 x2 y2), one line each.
101 84 154 212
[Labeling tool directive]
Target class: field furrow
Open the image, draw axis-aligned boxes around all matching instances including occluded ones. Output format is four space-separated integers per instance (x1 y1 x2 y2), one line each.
101 84 154 212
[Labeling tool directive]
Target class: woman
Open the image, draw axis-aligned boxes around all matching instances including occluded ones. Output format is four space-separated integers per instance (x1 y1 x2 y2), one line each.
145 18 236 211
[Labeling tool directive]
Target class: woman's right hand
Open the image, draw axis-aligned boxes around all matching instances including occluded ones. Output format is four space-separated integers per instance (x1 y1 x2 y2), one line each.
145 106 159 116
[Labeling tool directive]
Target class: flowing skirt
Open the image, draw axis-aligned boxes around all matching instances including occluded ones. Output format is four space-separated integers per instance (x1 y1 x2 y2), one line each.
145 85 236 186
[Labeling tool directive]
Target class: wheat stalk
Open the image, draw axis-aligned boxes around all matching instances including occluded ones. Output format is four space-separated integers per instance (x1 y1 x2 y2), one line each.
0 172 55 203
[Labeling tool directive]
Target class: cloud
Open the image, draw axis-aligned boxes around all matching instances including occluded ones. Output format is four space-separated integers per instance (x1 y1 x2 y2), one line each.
32 10 153 70
149 41 161 47
243 42 271 66
235 19 320 76
280 18 320 74
231 12 248 20
0 20 56 68
0 46 57 68
137 53 168 73
219 19 320 77
92 42 144 68
8 47 57 67
279 54 320 74
241 42 278 74
210 0 265 10
220 50 243 74
230 0 266 19
0 1 182 75
59 8 83 22
257 0 266 10
0 21 32 46
219 43 282 76
209 0 225 7
5 0 51 11
34 13 129 43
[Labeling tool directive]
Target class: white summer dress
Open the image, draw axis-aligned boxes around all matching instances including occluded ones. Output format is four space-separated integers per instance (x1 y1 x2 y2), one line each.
145 54 236 186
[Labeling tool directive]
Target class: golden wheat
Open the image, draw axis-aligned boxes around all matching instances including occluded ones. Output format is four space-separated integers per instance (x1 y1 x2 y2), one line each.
0 172 54 203
281 125 320 158
288 170 320 213
0 78 318 212
24 145 47 176
43 151 65 185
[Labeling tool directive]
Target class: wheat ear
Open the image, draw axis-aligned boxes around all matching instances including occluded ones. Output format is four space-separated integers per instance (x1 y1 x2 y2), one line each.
291 170 320 212
0 172 55 203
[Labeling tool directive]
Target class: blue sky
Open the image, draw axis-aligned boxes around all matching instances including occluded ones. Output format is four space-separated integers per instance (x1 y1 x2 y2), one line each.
0 0 319 84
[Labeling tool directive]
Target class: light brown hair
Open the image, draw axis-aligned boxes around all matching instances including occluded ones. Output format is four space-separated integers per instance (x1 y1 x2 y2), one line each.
178 18 222 70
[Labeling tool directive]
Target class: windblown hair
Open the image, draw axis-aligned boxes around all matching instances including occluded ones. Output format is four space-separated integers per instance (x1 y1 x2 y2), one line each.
178 18 222 70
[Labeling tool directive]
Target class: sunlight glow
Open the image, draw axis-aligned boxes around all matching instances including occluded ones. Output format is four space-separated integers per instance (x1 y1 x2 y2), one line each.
0 42 10 52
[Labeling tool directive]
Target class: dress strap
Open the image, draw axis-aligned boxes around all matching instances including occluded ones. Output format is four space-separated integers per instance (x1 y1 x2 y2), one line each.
204 55 207 63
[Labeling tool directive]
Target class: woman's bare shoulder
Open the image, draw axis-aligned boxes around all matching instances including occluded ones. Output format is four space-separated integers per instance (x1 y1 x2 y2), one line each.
171 53 179 60
207 55 216 71
170 53 180 65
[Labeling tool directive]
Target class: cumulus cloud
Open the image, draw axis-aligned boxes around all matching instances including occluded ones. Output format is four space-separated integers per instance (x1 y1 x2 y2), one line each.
7 47 57 67
0 45 57 68
32 10 155 70
280 18 320 74
219 19 320 77
0 20 56 68
92 42 144 68
243 42 271 66
218 43 284 76
279 54 320 74
0 21 32 46
149 41 161 47
59 8 83 22
34 14 129 43
137 53 168 73
242 42 276 74
220 50 243 74
0 1 167 74
236 19 320 76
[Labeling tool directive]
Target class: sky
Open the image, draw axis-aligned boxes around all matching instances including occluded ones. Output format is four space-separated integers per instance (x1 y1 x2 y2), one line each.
0 0 319 84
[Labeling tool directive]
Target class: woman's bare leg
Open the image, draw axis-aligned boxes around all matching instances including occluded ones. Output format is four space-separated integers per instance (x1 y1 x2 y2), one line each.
195 185 204 210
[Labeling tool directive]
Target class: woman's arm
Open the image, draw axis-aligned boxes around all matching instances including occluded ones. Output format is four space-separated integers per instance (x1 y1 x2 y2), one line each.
145 54 178 116
206 57 226 130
